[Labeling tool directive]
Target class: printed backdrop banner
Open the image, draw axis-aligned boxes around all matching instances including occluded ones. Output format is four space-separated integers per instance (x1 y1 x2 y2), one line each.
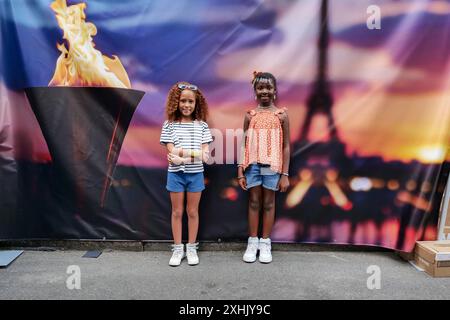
1 0 449 251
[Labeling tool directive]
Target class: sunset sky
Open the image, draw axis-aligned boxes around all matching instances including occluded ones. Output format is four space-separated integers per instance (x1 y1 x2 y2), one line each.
1 0 449 167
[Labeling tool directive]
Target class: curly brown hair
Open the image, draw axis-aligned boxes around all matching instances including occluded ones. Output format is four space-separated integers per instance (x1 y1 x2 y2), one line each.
165 81 209 122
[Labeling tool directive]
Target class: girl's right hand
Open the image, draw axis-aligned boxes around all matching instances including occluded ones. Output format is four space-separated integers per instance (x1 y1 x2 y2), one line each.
168 153 185 165
238 177 247 191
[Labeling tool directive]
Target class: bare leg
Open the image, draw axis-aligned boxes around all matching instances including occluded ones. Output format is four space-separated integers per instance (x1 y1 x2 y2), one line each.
186 191 202 243
170 192 185 244
262 188 276 238
248 186 262 237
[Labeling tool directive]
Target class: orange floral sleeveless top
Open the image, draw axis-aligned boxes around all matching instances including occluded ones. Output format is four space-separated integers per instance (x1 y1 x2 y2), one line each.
242 107 287 174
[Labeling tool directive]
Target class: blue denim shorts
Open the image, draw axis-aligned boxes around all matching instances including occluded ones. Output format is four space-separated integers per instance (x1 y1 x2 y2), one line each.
244 163 281 191
166 171 205 192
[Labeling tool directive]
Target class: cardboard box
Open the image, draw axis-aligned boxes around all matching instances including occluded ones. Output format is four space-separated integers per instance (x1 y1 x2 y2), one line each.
414 240 450 277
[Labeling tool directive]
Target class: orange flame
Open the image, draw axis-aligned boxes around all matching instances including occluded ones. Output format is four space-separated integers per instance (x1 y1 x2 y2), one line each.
49 0 131 88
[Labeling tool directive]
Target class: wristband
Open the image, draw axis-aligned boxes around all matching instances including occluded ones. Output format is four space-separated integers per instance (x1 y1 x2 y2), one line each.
281 172 289 177
237 176 245 180
191 150 201 158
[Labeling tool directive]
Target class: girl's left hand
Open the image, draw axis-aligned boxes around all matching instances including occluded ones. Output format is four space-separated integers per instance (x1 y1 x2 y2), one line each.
202 149 210 163
278 175 290 192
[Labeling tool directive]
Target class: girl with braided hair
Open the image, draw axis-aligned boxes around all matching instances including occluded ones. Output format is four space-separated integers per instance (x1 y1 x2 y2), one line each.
238 72 291 263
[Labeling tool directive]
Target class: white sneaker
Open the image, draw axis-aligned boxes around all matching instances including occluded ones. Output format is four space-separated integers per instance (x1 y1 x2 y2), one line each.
169 244 185 266
186 242 199 265
243 237 259 263
258 238 272 263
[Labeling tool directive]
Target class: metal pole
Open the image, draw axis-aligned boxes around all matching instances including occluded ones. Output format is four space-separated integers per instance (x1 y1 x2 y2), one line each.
438 175 450 240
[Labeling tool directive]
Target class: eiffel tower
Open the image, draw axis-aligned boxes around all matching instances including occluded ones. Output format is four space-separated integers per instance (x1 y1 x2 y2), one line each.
287 0 352 211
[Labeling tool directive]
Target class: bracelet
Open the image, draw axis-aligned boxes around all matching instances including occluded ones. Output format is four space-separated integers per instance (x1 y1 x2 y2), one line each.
190 150 201 158
281 172 289 177
237 164 243 168
237 176 245 180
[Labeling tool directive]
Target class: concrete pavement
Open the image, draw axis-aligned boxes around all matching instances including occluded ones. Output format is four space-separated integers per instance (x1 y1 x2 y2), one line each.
1 249 449 299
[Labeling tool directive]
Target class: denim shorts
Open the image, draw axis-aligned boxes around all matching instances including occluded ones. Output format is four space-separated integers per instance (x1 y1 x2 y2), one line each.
166 171 205 192
244 163 281 191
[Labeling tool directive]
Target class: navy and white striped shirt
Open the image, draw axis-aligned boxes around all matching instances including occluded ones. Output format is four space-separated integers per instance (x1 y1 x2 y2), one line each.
160 120 213 173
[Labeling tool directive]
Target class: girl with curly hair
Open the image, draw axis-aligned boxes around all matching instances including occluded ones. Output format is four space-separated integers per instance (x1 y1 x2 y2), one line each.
238 72 290 264
160 81 213 267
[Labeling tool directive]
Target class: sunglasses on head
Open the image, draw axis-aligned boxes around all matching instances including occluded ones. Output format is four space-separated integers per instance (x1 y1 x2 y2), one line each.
178 83 198 91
